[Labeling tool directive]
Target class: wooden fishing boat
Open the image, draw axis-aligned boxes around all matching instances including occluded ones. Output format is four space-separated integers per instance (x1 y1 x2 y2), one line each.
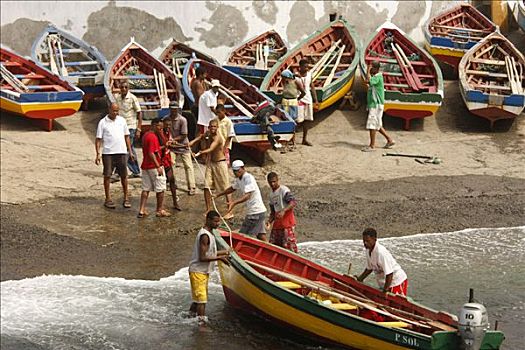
214 230 505 350
158 38 218 80
260 19 360 112
424 4 497 74
31 24 107 108
518 0 525 32
105 38 180 126
360 22 444 130
183 58 295 156
224 30 287 87
458 31 525 128
1 46 84 131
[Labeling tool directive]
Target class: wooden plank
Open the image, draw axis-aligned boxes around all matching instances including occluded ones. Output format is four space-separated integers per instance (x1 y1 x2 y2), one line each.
472 83 510 90
366 57 427 66
469 58 506 65
306 52 353 57
385 83 410 88
61 48 84 54
430 24 492 33
383 72 435 79
1 61 22 67
466 69 509 78
113 75 155 80
446 32 484 40
42 60 98 66
14 74 46 79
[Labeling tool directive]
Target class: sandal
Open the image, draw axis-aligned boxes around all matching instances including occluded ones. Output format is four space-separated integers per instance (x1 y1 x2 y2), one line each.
361 146 376 152
173 205 182 212
137 212 146 218
188 189 196 196
104 200 116 209
384 141 396 149
156 210 172 217
123 199 131 208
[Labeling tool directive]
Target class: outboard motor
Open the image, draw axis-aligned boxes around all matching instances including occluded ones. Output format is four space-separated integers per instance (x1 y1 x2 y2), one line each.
458 295 489 350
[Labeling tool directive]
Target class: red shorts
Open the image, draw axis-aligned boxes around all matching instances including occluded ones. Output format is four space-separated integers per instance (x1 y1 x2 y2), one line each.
389 279 408 296
270 226 297 253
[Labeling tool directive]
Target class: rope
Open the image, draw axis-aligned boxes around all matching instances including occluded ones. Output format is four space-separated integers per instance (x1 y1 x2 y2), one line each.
188 146 233 248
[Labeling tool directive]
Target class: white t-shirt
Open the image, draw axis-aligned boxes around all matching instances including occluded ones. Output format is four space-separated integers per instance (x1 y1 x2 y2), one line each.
298 71 313 104
188 228 217 274
96 115 130 154
198 90 217 127
232 172 267 215
365 242 407 288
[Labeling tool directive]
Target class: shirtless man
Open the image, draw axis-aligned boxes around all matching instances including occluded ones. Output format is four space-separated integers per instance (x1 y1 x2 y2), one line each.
190 66 207 138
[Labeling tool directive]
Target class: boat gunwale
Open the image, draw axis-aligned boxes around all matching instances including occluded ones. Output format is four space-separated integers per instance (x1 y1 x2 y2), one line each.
224 29 288 66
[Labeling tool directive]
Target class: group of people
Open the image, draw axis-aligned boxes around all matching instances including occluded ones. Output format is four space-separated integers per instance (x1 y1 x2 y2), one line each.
93 59 407 324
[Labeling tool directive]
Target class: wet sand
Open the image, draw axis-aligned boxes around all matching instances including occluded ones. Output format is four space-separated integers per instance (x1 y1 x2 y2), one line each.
1 75 525 281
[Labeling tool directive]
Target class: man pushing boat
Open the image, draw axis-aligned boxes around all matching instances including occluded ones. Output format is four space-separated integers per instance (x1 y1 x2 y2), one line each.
354 228 408 296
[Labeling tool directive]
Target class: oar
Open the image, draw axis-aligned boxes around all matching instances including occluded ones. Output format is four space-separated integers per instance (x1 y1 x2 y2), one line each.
263 44 270 70
153 68 162 103
323 44 345 87
255 44 265 69
46 37 59 75
311 39 342 75
56 39 69 77
0 64 29 93
206 79 254 118
313 45 343 82
246 260 431 329
391 43 419 91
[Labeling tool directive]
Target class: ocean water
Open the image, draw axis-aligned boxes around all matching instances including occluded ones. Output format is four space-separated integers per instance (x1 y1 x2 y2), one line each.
1 227 524 350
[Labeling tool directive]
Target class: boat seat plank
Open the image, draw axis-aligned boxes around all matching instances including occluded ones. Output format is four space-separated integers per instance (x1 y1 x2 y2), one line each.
2 61 22 67
276 281 302 289
139 101 160 106
61 48 84 54
27 85 67 91
465 69 516 78
68 71 103 76
43 60 98 66
471 84 511 91
384 83 410 88
377 321 410 328
329 303 358 311
469 58 506 65
113 75 155 80
366 57 427 66
430 24 492 33
14 74 46 79
306 52 353 57
383 72 435 79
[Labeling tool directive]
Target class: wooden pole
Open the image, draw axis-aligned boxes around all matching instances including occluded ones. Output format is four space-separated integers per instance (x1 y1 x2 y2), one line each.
323 44 345 87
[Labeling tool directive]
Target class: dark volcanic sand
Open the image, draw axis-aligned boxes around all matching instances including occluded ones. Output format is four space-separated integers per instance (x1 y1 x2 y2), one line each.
2 174 524 281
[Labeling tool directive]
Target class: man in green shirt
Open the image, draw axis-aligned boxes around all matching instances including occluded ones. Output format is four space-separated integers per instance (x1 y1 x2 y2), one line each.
362 61 395 152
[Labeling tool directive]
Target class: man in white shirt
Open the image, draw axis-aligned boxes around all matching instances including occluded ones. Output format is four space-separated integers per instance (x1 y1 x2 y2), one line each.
197 79 220 135
355 228 408 296
95 103 134 209
114 80 142 177
214 160 268 241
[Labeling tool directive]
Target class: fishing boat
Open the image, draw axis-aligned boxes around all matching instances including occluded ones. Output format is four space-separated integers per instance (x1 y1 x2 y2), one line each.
424 4 497 74
518 0 525 32
260 19 360 112
214 230 505 350
182 58 295 156
105 38 180 126
458 31 525 128
1 46 84 131
31 24 107 108
360 22 444 130
224 30 287 87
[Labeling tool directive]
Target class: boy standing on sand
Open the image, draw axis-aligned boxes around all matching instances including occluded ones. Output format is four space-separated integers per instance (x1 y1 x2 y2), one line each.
266 172 298 253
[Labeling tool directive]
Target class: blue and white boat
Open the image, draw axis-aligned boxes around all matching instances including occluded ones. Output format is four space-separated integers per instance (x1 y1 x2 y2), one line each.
31 24 106 107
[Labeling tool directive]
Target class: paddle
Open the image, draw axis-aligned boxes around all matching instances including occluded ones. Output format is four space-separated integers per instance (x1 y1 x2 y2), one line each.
246 260 431 329
46 37 59 75
263 44 270 70
0 64 29 93
323 44 345 87
56 39 69 77
255 44 264 69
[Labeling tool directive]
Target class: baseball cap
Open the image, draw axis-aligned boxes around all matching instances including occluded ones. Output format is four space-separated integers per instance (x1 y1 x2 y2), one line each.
211 79 220 87
231 159 244 170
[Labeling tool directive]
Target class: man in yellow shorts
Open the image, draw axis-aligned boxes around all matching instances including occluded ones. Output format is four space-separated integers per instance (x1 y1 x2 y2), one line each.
188 210 230 324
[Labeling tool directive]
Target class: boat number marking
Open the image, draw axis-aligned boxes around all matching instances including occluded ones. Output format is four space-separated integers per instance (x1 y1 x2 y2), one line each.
395 333 420 347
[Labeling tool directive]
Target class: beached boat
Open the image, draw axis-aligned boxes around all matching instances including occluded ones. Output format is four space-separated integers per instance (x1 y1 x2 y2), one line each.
360 22 444 130
1 46 84 131
518 0 525 32
224 30 287 87
424 4 497 74
159 38 218 80
31 24 107 108
183 58 295 155
105 38 180 126
214 230 505 350
260 19 360 112
458 31 525 128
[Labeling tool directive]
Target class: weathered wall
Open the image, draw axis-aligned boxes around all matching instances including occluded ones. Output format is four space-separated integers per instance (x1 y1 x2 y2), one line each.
1 0 460 63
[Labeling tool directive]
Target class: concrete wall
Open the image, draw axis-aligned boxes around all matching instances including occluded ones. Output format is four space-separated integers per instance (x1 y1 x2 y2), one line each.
1 0 460 63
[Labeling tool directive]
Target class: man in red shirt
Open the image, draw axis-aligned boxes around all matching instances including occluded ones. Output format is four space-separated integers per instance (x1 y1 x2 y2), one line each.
266 172 298 252
137 117 170 218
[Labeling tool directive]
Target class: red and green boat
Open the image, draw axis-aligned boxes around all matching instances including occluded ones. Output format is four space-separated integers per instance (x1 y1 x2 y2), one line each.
360 22 444 130
260 18 360 112
214 230 504 349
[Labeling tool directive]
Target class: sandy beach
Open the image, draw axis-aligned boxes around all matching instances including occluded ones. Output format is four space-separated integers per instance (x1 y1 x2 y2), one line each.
1 78 524 282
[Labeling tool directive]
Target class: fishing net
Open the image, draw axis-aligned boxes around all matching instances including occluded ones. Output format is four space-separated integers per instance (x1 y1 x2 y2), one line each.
125 65 155 89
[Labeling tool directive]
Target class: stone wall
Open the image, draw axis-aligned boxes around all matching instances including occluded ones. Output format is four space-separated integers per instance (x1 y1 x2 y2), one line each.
1 0 459 63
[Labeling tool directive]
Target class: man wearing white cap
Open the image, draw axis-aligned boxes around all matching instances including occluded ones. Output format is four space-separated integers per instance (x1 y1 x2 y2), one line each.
197 79 220 135
215 159 268 241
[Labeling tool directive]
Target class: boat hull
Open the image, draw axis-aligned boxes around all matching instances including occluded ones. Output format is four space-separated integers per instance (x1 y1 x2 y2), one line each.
215 231 505 350
519 2 525 32
223 65 268 87
361 22 444 130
